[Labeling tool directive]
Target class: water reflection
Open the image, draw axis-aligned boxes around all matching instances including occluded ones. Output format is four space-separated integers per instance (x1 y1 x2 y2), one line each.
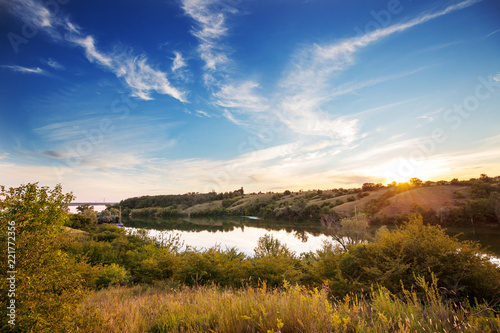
124 217 325 239
123 217 500 258
124 217 328 256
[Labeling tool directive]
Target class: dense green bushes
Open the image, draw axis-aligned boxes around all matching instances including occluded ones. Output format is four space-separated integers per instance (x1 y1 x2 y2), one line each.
337 215 500 301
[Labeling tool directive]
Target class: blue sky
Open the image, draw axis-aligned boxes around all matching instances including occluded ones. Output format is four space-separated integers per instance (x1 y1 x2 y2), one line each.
0 0 499 201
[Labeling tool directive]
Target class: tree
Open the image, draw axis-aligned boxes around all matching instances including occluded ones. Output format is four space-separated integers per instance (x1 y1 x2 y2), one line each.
254 234 295 258
67 213 93 229
321 214 371 252
480 173 491 183
0 183 94 331
291 197 307 215
491 192 500 224
77 204 97 224
409 178 423 186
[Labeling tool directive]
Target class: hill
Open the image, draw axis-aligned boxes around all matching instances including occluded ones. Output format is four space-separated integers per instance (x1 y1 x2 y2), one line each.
109 175 500 226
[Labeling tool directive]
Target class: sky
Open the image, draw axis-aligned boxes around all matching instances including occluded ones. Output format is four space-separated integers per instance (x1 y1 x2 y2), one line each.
0 0 499 202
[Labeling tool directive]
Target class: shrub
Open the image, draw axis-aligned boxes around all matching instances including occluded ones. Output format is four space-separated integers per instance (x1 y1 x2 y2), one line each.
95 263 130 289
339 214 500 302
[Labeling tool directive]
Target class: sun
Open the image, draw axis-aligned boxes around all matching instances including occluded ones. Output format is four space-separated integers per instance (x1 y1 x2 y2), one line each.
379 158 443 184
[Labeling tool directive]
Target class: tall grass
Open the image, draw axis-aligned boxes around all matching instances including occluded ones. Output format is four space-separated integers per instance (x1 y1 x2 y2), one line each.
76 278 500 333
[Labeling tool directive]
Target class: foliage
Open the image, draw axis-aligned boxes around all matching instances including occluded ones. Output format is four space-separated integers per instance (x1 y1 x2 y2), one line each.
338 214 500 302
410 177 423 186
0 183 93 332
67 213 94 230
254 234 295 259
321 213 371 251
120 188 244 210
94 263 130 289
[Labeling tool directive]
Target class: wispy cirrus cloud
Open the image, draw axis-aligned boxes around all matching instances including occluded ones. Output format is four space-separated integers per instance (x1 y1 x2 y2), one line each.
6 0 186 102
272 0 481 141
7 0 63 39
43 58 65 70
181 0 236 81
282 0 481 92
172 51 187 72
195 110 212 118
214 81 269 114
1 65 46 74
182 0 481 144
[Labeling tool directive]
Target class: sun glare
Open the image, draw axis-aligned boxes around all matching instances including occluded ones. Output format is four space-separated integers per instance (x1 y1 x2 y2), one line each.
379 158 444 184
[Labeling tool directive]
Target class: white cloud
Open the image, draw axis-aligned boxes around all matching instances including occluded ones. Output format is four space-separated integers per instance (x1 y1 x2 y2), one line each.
6 0 186 102
2 65 45 74
181 0 235 73
196 110 212 118
272 0 481 141
493 74 500 82
181 0 481 141
71 35 113 67
214 81 269 113
44 58 64 70
8 0 57 31
116 56 187 102
172 51 187 72
68 36 186 102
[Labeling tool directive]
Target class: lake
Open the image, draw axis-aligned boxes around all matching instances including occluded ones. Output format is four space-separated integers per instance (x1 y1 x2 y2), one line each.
123 217 500 260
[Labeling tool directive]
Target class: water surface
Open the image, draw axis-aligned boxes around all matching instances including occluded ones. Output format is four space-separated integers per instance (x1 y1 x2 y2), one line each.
124 217 500 259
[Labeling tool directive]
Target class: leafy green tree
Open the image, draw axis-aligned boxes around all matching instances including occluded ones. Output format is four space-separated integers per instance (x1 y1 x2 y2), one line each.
77 204 98 224
76 203 92 214
321 214 371 252
67 213 94 230
254 234 295 259
0 184 94 332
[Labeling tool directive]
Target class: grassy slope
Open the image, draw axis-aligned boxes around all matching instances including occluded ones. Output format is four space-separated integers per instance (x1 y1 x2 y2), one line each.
129 180 498 222
378 185 469 217
183 186 461 218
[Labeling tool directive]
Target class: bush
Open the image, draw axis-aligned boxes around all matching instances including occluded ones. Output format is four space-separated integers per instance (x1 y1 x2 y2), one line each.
95 263 130 289
338 214 500 302
67 213 94 230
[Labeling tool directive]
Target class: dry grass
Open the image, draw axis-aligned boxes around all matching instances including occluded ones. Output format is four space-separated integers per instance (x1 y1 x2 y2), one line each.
378 185 469 217
75 280 500 333
333 189 390 217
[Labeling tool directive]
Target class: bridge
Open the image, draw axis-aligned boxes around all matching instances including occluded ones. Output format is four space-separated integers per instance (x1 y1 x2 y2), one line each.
68 202 119 206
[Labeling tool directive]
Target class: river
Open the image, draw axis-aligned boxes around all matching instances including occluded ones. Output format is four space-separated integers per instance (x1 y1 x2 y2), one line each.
123 217 500 261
